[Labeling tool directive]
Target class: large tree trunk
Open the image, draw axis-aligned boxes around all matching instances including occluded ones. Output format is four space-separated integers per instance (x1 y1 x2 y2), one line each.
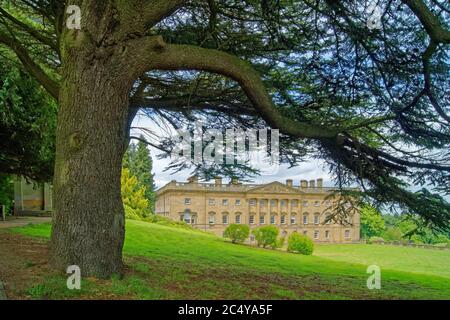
49 59 131 278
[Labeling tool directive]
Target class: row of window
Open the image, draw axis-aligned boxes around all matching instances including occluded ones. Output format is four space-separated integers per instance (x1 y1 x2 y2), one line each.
181 212 352 240
184 198 332 207
223 213 331 225
182 211 337 225
249 229 351 240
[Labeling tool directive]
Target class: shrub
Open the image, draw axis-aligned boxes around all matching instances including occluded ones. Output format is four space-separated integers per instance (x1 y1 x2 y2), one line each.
287 232 314 255
276 236 286 248
434 243 449 248
368 236 385 244
224 224 250 243
252 226 279 248
382 227 402 241
124 206 143 221
121 168 150 220
145 214 193 229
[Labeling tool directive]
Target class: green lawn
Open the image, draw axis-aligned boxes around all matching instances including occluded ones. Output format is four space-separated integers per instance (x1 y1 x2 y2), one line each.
315 244 450 279
8 220 450 300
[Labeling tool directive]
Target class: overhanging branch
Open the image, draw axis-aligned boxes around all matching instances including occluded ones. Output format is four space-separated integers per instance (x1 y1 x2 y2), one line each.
137 39 341 139
0 30 60 99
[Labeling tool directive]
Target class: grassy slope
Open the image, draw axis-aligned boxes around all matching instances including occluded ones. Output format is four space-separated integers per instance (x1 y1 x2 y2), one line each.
8 220 450 300
315 244 450 279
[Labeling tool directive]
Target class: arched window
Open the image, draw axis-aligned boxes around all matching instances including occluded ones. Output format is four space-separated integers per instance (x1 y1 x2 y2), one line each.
235 212 242 224
303 213 309 225
183 209 191 224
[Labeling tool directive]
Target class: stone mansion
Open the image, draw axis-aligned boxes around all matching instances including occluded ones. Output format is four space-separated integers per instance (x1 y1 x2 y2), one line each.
155 176 360 243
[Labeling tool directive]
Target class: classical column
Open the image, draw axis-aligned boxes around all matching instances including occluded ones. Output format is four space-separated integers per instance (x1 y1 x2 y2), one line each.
256 198 260 226
285 199 292 225
277 199 281 225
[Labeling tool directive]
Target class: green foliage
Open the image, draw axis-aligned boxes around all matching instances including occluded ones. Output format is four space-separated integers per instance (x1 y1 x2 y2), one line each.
380 213 450 245
0 61 56 181
146 214 193 230
382 227 403 241
223 224 250 243
123 137 155 212
368 236 385 244
252 226 279 248
0 174 13 214
121 168 150 220
360 205 385 239
287 232 314 255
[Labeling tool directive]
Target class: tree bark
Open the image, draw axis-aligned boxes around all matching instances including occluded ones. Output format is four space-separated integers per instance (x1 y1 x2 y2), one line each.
49 57 131 278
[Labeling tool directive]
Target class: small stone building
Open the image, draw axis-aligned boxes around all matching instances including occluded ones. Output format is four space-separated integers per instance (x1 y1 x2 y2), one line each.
14 177 53 216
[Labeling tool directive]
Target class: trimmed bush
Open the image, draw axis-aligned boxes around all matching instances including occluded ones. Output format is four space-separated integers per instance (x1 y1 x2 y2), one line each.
287 232 314 255
252 226 279 248
368 236 385 244
224 224 250 243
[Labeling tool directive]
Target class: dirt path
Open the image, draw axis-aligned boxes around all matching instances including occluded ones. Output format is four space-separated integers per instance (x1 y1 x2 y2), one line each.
0 217 51 229
0 232 52 299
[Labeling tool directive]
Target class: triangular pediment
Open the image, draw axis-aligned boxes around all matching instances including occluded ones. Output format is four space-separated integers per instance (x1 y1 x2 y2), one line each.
247 181 302 194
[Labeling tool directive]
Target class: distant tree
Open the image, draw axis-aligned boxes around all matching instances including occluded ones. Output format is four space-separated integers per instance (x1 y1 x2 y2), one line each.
133 138 156 210
123 138 155 212
360 205 386 239
224 224 250 244
122 143 137 174
382 227 403 242
252 226 279 249
121 169 150 221
380 213 450 244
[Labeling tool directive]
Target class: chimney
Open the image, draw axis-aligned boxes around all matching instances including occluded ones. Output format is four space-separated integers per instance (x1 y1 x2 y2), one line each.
231 177 239 185
286 179 293 187
300 180 308 188
187 175 198 184
309 180 315 189
317 178 323 188
215 176 222 186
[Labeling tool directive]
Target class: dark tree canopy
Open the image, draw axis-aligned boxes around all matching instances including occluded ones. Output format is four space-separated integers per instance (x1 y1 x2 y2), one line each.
0 0 448 265
0 57 56 181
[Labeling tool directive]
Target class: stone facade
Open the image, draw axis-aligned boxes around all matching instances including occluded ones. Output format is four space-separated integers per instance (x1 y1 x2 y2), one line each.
13 177 53 216
156 177 360 243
